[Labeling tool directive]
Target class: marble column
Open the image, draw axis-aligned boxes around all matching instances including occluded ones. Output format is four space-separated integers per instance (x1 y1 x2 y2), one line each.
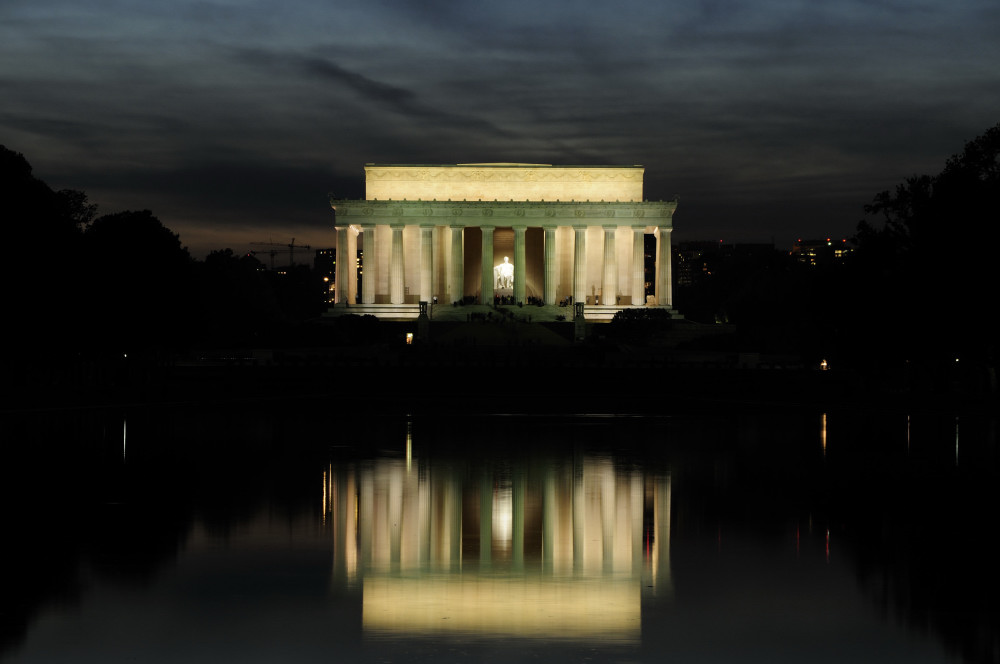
513 225 526 304
481 225 494 303
361 223 376 305
450 225 464 304
631 226 645 306
543 225 557 305
346 227 358 305
573 225 587 305
333 226 348 306
390 223 405 305
419 225 433 304
335 225 350 305
656 226 672 308
602 224 617 305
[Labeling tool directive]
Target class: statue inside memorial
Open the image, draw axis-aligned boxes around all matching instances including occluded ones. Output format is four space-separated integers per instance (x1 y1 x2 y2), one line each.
494 256 513 290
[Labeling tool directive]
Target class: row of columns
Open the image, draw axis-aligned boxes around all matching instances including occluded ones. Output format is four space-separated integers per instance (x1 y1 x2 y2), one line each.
335 223 672 308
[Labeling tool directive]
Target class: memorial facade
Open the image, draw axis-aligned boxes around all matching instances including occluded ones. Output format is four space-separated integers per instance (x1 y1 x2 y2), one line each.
330 164 676 319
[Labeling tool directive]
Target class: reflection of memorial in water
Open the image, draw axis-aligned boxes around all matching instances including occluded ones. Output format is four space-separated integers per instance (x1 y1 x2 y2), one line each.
324 454 671 642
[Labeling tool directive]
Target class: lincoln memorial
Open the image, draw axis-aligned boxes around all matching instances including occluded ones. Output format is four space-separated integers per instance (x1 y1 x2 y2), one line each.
329 163 677 320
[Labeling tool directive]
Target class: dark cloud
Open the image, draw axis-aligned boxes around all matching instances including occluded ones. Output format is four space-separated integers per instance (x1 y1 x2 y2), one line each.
2 0 998 256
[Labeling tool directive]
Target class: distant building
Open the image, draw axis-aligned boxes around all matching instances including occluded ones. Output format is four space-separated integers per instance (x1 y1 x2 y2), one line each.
675 241 723 287
675 241 780 287
790 238 852 266
315 247 364 304
315 248 337 304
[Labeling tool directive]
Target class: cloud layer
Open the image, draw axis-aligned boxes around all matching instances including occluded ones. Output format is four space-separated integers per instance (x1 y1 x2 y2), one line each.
3 0 998 256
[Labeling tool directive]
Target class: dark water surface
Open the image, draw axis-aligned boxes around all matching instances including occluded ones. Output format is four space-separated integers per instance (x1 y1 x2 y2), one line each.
2 405 997 663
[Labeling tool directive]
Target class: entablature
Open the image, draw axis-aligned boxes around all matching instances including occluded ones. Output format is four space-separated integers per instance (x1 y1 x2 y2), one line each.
329 198 676 229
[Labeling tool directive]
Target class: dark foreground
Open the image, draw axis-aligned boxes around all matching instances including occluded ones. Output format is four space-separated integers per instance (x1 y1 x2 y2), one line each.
2 405 997 663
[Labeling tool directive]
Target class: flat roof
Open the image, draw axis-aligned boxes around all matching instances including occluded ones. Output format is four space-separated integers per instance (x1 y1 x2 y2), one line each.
364 163 644 168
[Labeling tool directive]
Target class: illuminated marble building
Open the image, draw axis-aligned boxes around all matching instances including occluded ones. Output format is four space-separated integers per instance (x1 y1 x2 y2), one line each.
329 164 677 320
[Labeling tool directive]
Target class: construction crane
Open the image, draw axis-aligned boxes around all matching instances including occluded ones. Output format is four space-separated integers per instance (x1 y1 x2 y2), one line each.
249 238 312 270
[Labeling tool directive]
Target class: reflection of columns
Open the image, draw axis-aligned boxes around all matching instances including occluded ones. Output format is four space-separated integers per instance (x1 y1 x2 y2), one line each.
653 474 672 596
542 468 555 570
573 225 586 305
431 474 463 570
449 225 464 304
332 468 355 583
513 225 526 304
361 223 376 305
389 465 403 568
417 461 431 564
390 224 405 305
543 225 556 305
480 473 492 565
572 455 584 568
448 477 462 569
419 225 433 303
513 470 525 569
359 470 374 566
631 226 645 306
656 226 672 308
335 225 356 305
600 461 615 571
601 224 617 305
481 225 495 303
630 471 643 572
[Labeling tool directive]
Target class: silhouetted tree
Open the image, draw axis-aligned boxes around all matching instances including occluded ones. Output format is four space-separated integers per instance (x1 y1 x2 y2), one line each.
80 210 196 354
850 122 999 392
271 263 323 322
196 249 282 346
2 145 95 383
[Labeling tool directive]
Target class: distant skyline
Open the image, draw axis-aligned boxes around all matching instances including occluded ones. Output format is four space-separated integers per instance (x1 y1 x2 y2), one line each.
3 0 998 258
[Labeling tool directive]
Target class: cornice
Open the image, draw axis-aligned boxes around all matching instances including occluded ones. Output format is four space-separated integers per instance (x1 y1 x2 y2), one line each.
363 165 644 183
329 199 677 227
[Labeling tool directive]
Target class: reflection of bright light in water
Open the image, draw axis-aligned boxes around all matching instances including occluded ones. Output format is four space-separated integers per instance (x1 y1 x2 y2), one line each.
406 421 412 473
820 413 827 457
492 481 513 548
340 457 672 640
955 416 960 465
363 575 639 642
122 418 127 460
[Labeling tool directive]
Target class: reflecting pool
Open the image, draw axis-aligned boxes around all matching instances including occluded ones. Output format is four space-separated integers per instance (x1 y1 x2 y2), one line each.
2 406 996 663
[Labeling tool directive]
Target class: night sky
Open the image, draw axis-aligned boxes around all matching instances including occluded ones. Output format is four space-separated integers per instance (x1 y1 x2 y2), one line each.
3 0 998 258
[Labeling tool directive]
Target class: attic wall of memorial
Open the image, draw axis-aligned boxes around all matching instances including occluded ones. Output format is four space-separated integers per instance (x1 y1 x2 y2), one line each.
364 164 645 203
